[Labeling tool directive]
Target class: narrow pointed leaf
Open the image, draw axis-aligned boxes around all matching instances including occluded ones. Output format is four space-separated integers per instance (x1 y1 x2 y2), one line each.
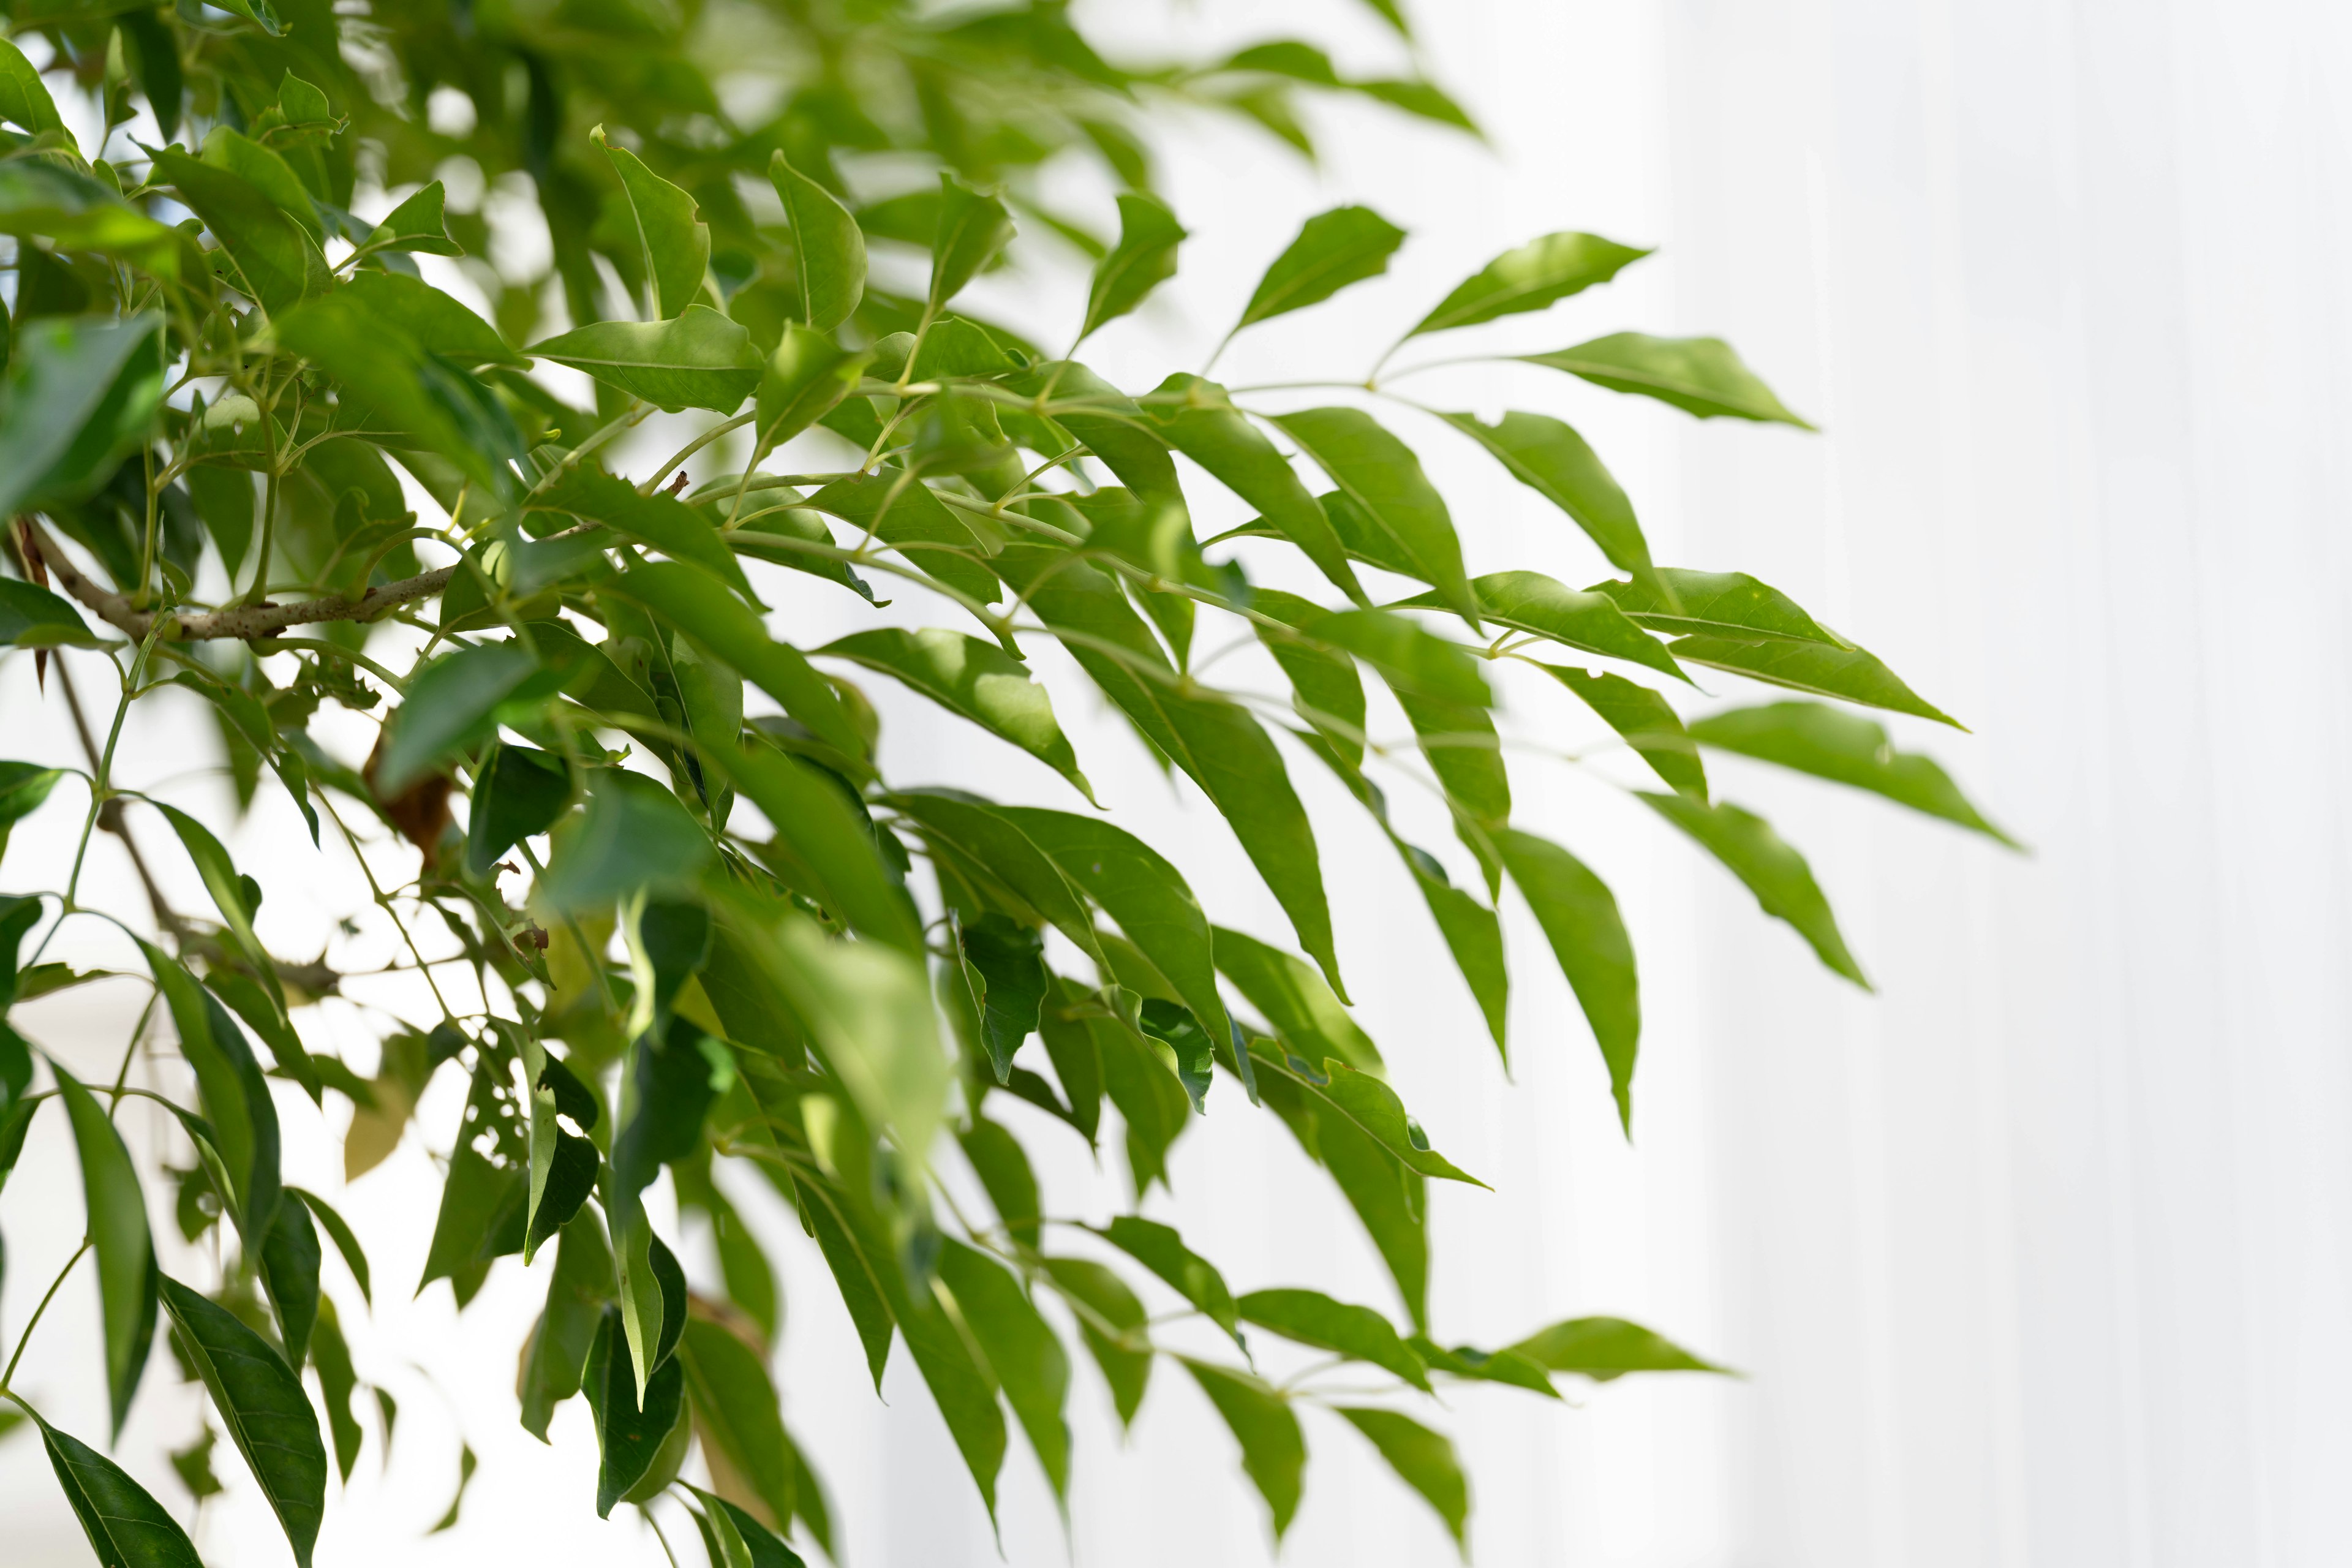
535 464 757 600
1042 1257 1152 1427
1670 636 1962 728
1408 231 1649 338
1640 792 1868 986
1182 1360 1306 1539
582 1307 687 1517
0 313 167 522
36 1417 203 1568
1080 192 1186 341
1438 410 1655 585
55 1068 157 1438
1213 927 1379 1071
598 130 710 318
1250 589 1368 765
258 1195 321 1365
1687 701 2015 843
1590 568 1843 644
1151 375 1365 603
938 1240 1072 1499
1400 571 1683 681
1095 1216 1240 1340
1523 332 1814 426
159 1277 326 1566
1246 1044 1481 1186
466 743 572 875
0 38 65 135
153 150 328 316
678 1317 796 1528
1496 830 1640 1133
1238 1289 1428 1389
725 744 922 952
290 1188 370 1304
1273 408 1477 625
521 1215 616 1441
1540 665 1706 798
1235 205 1406 331
1335 1408 1468 1550
821 628 1091 797
1506 1314 1734 1381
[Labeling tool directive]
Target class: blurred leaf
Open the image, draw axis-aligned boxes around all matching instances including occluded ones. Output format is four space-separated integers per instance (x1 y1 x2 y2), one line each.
1335 1408 1468 1550
1640 793 1869 986
0 313 166 522
1273 408 1476 626
692 1484 809 1568
1213 927 1379 1072
959 1115 1040 1248
0 579 97 647
597 129 711 317
0 37 66 135
0 160 180 274
957 915 1049 1082
521 1215 616 1442
1238 1289 1428 1389
1182 1360 1305 1540
1407 231 1649 338
1234 205 1405 333
34 1415 203 1568
141 945 281 1240
930 174 1015 310
1496 830 1640 1132
362 181 462 256
337 273 524 368
427 1444 477 1533
1523 332 1814 426
1409 1337 1559 1398
1042 1256 1151 1427
54 1067 157 1439
679 1317 796 1529
202 126 321 241
822 628 1090 799
1095 1216 1239 1340
309 1301 363 1480
538 770 712 912
770 153 866 333
290 1187 369 1304
727 743 921 952
1507 1315 1733 1381
529 307 763 413
1540 665 1706 798
938 1239 1071 1499
1688 701 2015 843
160 1277 327 1566
1080 192 1186 342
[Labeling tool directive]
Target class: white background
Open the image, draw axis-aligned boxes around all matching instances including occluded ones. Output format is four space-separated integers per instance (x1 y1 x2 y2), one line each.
7 0 2351 1563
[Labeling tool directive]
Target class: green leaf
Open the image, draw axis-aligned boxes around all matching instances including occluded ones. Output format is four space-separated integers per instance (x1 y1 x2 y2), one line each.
1438 410 1655 586
466 743 572 875
1539 665 1706 798
0 159 181 275
1334 1408 1468 1550
34 1415 203 1568
377 643 538 794
529 306 763 413
726 744 921 952
427 1444 478 1533
337 273 524 368
752 326 865 454
930 173 1016 311
768 153 866 332
1238 1289 1428 1389
159 1276 327 1566
417 1058 527 1295
54 1067 158 1439
1095 1215 1240 1340
603 562 867 762
1640 792 1869 986
1522 331 1814 426
692 1485 810 1568
1506 1314 1733 1381
1395 685 1509 849
205 0 283 34
678 1317 797 1528
582 1306 687 1517
938 1240 1072 1499
820 628 1091 799
1591 568 1843 644
140 945 281 1238
0 37 66 137
1250 590 1367 766
1042 1256 1151 1427
521 1215 616 1441
1080 192 1186 342
152 149 328 317
0 313 166 522
536 464 758 601
258 1195 321 1365
1400 571 1683 681
1670 636 1964 728
1409 1337 1559 1397
1246 1043 1482 1186
1272 407 1477 626
289 1187 370 1304
1496 829 1640 1133
1182 1360 1306 1539
201 126 322 242
309 1300 364 1480
1213 927 1379 1072
597 129 711 318
957 916 1049 1083
892 793 1103 962
1234 205 1406 333
1150 375 1365 603
363 181 462 256
1687 701 2015 843
0 579 97 648
1309 608 1491 706
1408 230 1649 338
538 771 712 911
805 467 1002 609
959 1114 1041 1247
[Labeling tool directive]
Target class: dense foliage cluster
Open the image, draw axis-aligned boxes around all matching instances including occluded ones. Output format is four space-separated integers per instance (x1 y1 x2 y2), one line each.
0 1 2013 1562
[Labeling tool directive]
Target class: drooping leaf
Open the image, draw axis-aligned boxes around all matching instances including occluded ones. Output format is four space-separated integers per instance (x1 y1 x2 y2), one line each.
805 466 1002 609
1400 571 1683 681
678 1317 796 1528
957 916 1049 1082
159 1277 327 1567
529 306 763 413
1496 830 1640 1132
54 1067 158 1439
141 946 281 1239
1250 589 1368 766
1640 792 1869 986
959 1115 1041 1248
1308 608 1490 706
769 153 866 332
521 1215 617 1441
258 1194 322 1365
930 174 1016 310
1238 1289 1428 1389
289 1188 369 1305
938 1239 1072 1499
1213 927 1380 1072
1669 636 1963 728
309 1300 364 1481
1080 192 1186 342
1522 332 1814 426
726 744 921 952
596 129 710 317
1042 1256 1151 1427
1150 375 1365 603
417 1057 528 1297
1234 205 1406 333
426 1444 478 1533
821 628 1091 798
1334 1407 1468 1550
1438 410 1656 587
0 313 167 522
34 1415 204 1568
1094 1215 1240 1340
1687 701 2015 843
0 767 66 865
1273 407 1477 625
1506 1314 1733 1381
1406 231 1649 338
535 463 758 601
582 1306 687 1517
1540 665 1706 798
1182 1360 1306 1539
1246 1044 1481 1186
1409 1337 1559 1397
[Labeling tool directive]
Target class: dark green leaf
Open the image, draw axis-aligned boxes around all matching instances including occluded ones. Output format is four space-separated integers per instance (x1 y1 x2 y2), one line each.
1273 407 1477 625
336 273 523 368
141 946 281 1239
54 1067 157 1439
1234 205 1406 332
1213 927 1379 1072
376 643 538 793
1438 410 1655 586
1496 829 1640 1132
769 153 865 333
1095 1215 1239 1340
1238 1289 1428 1389
598 129 711 318
0 766 66 865
1246 1042 1481 1186
938 1240 1072 1499
34 1415 204 1568
727 744 921 952
537 769 712 911
153 149 328 316
0 579 96 648
1182 1359 1305 1539
957 915 1049 1082
1642 791 1869 984
309 1302 363 1480
529 306 762 413
466 742 572 875
201 126 321 241
417 1058 527 1295
679 1316 796 1528
521 1215 616 1441
0 313 166 522
693 1484 810 1568
1540 665 1706 798
289 1188 369 1304
1670 636 1963 728
930 174 1015 311
159 1276 326 1566
536 463 758 600
1506 1314 1733 1381
582 1306 687 1517
1408 231 1649 338
805 467 1001 609
892 792 1102 960
1080 192 1186 342
1522 332 1814 426
1150 375 1365 603
1334 1408 1468 1550
1687 701 2015 843
1250 589 1367 766
821 628 1091 799
258 1195 320 1365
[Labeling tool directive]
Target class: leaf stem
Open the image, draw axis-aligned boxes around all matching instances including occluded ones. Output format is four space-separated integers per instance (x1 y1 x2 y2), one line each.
0 1240 93 1392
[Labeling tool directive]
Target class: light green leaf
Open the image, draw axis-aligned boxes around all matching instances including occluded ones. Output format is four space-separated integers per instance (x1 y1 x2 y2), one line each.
769 153 865 332
597 129 711 318
1408 231 1649 338
821 628 1090 799
201 126 321 241
1395 685 1509 844
1409 1337 1559 1397
0 38 65 137
377 643 539 793
1334 1408 1468 1550
1150 375 1365 603
1401 570 1683 682
337 273 524 367
1042 1256 1152 1427
753 326 866 456
1591 568 1843 644
363 181 462 256
678 1317 797 1528
153 149 329 317
930 174 1016 311
1688 701 2015 843
1523 332 1814 426
0 766 62 865
1496 829 1640 1132
205 0 284 34
806 467 1002 609
1507 1314 1734 1381
938 1240 1072 1499
160 1277 326 1566
1308 608 1490 706
54 1067 157 1439
1640 792 1869 986
1250 589 1367 766
1540 665 1706 797
535 464 757 600
723 742 922 953
1670 636 1963 728
1272 407 1477 625
1080 192 1186 342
1438 410 1655 586
34 1416 203 1568
1238 1289 1428 1389
1234 205 1406 333
1182 1359 1306 1540
959 1113 1041 1246
538 769 712 911
0 313 166 522
529 306 762 413
1098 1216 1240 1339
1213 926 1380 1072
891 793 1102 961
0 160 181 274
1248 1043 1482 1186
